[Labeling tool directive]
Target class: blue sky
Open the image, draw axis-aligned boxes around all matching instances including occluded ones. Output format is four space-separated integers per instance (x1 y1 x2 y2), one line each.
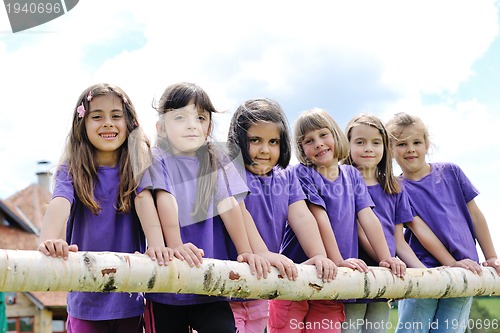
1 0 499 256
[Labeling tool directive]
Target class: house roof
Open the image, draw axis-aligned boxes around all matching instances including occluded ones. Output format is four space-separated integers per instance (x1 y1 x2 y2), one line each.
0 198 37 234
24 292 67 308
0 183 52 250
3 183 52 232
0 181 68 307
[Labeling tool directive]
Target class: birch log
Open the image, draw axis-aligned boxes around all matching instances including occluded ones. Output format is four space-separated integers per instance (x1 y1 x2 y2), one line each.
0 249 498 300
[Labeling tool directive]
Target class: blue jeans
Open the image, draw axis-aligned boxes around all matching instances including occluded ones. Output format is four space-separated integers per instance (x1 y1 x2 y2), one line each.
395 297 472 333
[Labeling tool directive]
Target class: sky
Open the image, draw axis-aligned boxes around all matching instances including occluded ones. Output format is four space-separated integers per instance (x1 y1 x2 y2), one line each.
1 1 499 258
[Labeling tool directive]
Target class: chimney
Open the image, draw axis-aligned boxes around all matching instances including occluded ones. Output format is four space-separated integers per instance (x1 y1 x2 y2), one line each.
36 160 53 193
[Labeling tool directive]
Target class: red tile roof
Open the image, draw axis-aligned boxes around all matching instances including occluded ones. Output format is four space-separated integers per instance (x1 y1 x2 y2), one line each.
0 183 52 250
26 292 67 308
4 183 51 231
1 182 67 307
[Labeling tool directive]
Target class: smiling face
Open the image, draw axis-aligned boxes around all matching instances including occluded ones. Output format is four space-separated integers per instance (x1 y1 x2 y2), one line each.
348 124 384 176
391 125 430 179
301 127 338 169
158 104 211 156
85 94 127 166
246 122 281 176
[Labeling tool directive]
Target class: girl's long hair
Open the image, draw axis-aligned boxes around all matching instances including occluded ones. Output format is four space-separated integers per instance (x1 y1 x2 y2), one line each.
61 83 150 214
227 98 291 169
343 114 400 194
154 82 219 218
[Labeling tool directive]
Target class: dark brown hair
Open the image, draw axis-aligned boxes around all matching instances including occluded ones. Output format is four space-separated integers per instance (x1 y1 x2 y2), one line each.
227 98 291 170
154 82 219 218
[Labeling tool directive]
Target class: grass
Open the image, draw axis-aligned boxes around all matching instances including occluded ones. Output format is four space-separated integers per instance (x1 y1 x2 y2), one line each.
474 296 500 319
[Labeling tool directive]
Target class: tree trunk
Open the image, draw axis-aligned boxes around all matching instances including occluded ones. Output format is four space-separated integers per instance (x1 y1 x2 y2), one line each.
0 250 498 300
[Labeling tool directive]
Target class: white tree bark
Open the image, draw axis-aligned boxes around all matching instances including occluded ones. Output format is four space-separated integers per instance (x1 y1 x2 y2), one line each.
0 250 498 300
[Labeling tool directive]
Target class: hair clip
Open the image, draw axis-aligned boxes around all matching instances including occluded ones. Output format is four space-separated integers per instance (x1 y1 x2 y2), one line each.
122 96 128 105
76 103 86 118
87 90 93 102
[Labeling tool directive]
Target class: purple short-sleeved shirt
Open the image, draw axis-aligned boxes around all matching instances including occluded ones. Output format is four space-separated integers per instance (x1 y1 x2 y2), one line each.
53 165 146 321
356 184 414 304
403 162 480 267
281 164 373 263
227 166 306 260
144 147 249 305
366 184 413 258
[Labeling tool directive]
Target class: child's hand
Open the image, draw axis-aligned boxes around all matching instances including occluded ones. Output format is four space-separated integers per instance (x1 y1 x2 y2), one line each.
379 257 406 278
302 255 337 282
451 258 483 275
174 243 205 268
38 239 78 260
237 253 271 280
257 251 298 280
336 258 370 273
482 257 500 275
145 246 174 266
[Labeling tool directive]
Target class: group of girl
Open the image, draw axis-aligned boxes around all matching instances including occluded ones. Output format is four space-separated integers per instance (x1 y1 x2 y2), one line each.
37 82 500 333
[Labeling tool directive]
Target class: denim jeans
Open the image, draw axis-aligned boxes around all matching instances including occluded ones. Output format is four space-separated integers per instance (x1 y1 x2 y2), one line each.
395 297 472 333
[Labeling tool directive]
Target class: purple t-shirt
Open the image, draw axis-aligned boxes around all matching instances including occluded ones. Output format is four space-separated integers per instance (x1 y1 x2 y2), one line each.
402 162 480 268
281 163 373 263
365 184 413 259
246 167 306 253
53 164 146 321
145 147 249 305
227 166 306 260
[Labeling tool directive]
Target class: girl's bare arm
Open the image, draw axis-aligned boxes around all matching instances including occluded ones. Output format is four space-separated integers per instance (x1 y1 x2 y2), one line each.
218 196 271 279
358 207 406 277
135 190 174 265
407 215 482 274
287 200 337 281
38 197 75 259
307 202 368 272
239 201 297 280
468 199 500 274
156 190 203 266
394 223 426 268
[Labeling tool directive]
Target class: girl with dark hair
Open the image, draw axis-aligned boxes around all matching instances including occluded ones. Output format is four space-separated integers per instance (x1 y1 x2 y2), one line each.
228 98 337 333
142 83 270 333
